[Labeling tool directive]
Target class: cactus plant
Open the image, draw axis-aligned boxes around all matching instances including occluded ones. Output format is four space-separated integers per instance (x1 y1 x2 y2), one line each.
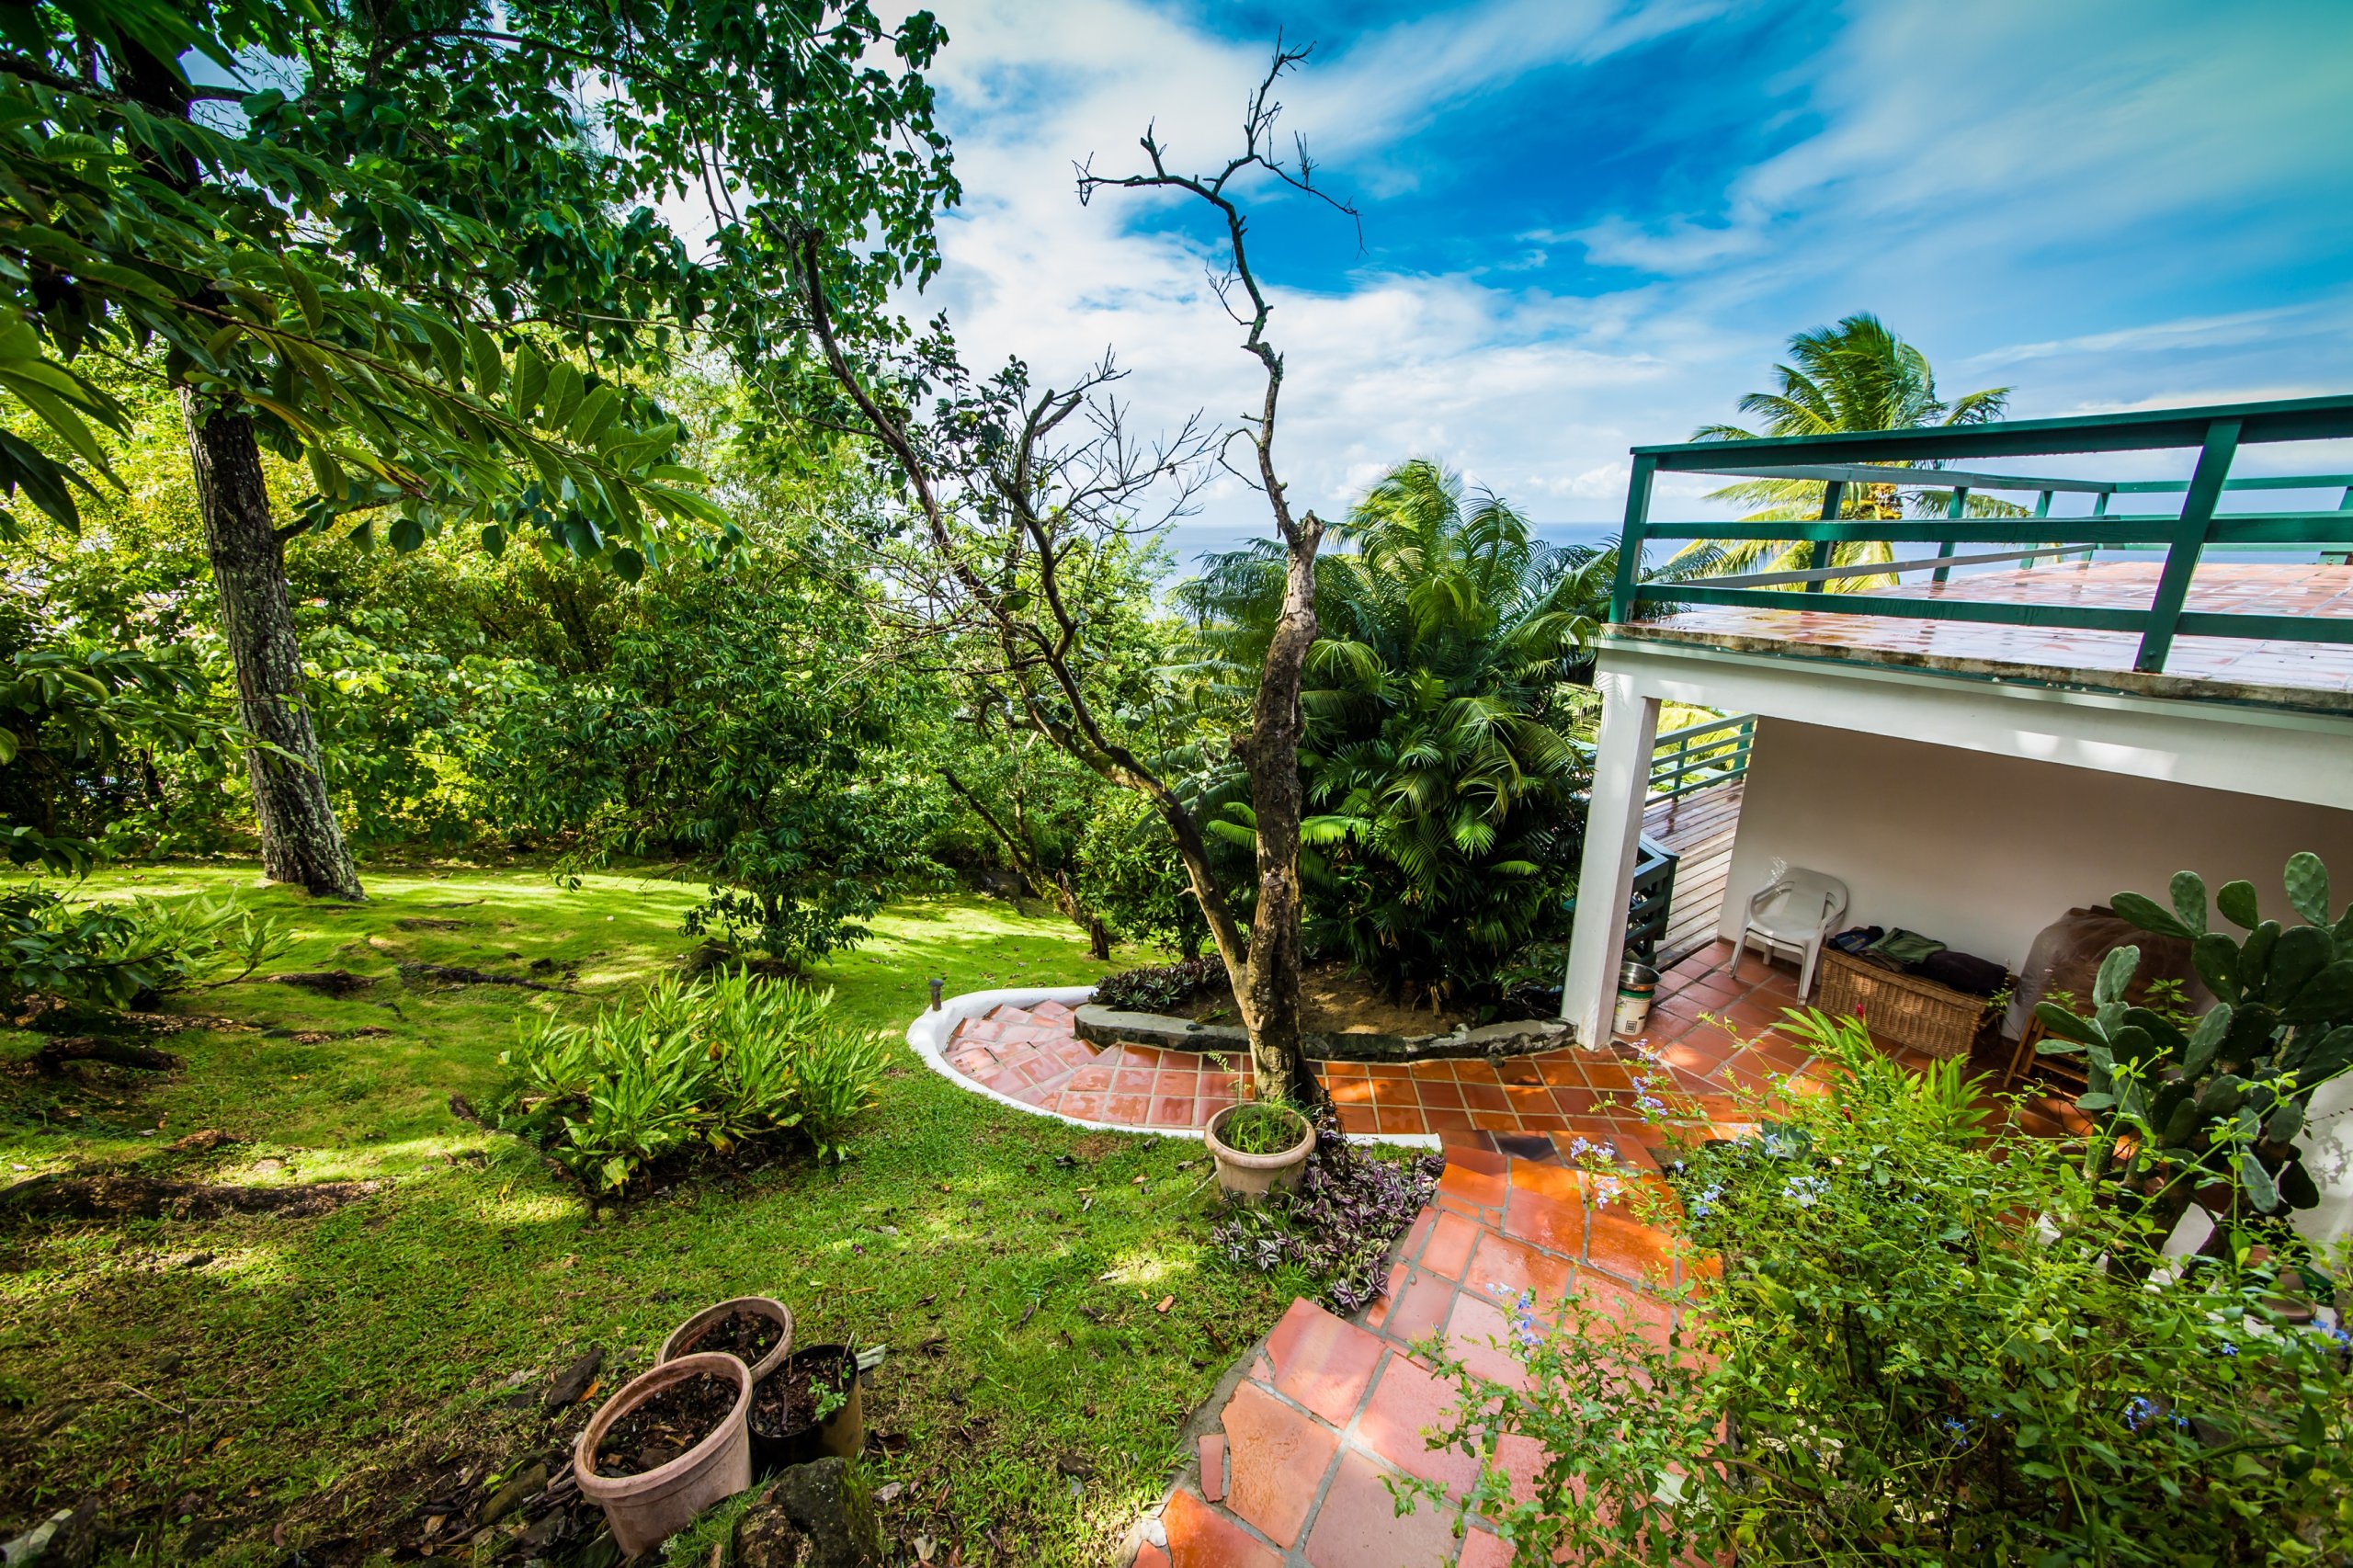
2038 852 2353 1257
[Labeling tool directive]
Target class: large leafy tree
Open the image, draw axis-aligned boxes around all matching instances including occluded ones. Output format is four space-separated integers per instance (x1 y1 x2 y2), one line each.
0 0 954 896
1185 460 1603 1004
1686 313 2018 585
480 535 949 970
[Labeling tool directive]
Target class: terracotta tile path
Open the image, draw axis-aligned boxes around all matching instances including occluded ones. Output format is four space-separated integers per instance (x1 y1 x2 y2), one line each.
1132 1138 1700 1567
942 938 2089 1151
936 941 2095 1564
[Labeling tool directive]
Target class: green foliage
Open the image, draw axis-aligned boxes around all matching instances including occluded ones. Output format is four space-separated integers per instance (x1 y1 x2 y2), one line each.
1181 460 1599 1001
0 622 239 873
1415 1009 2353 1566
1074 793 1208 957
478 538 948 968
0 0 956 562
499 970 890 1188
1092 957 1223 1015
1213 1099 1309 1156
2040 853 2353 1239
1686 313 2024 581
0 885 291 1007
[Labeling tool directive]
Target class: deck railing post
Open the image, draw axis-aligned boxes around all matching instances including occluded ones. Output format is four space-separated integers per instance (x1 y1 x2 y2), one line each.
1610 455 1657 623
2086 491 2109 562
2135 418 2243 674
1803 480 1846 592
1932 486 1970 584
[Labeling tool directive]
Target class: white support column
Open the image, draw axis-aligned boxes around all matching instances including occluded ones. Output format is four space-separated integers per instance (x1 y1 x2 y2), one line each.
1563 675 1662 1047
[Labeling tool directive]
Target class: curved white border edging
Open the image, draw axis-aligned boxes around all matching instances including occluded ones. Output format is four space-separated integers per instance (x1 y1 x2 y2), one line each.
905 986 1438 1149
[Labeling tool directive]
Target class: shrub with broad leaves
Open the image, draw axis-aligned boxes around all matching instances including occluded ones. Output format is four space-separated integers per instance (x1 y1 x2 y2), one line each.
1405 1010 2353 1566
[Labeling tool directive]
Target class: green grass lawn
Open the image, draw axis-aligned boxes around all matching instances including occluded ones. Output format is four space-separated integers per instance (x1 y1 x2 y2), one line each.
0 865 1314 1566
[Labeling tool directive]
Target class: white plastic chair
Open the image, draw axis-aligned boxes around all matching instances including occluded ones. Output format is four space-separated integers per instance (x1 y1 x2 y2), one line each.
1732 862 1849 1000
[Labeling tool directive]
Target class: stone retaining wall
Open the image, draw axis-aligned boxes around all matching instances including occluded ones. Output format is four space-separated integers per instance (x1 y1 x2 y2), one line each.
1074 1004 1574 1064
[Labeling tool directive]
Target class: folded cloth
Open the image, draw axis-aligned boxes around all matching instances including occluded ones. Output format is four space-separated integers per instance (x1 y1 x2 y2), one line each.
1920 949 2007 997
1865 928 1947 969
1828 925 1884 956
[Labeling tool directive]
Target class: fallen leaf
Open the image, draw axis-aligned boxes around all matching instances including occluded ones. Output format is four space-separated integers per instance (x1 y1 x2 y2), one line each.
913 1534 937 1562
874 1482 904 1504
1154 1296 1174 1313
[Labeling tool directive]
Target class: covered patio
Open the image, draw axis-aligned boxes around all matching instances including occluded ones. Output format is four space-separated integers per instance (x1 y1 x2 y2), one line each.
1562 393 2353 1244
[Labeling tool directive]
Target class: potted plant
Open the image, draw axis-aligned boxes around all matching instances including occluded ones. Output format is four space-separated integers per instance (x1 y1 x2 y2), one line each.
573 1352 754 1557
748 1341 863 1473
658 1296 794 1384
1205 1097 1314 1199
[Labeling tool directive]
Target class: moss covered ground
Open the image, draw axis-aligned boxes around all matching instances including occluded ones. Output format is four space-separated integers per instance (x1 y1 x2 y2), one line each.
0 865 1312 1565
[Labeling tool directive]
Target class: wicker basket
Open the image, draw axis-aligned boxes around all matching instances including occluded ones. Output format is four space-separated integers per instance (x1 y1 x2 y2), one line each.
1815 949 1990 1059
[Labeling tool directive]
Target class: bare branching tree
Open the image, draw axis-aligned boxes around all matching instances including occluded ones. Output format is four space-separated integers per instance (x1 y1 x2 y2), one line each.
796 43 1354 1101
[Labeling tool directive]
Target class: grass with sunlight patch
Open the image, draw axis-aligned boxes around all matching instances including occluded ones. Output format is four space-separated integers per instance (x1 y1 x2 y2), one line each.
0 864 1312 1566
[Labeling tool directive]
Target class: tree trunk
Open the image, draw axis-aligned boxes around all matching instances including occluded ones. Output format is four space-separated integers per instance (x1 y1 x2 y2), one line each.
181 395 364 900
1233 526 1325 1104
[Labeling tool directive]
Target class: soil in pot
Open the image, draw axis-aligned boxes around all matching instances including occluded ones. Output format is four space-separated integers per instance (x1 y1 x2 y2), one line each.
676 1309 784 1368
749 1346 860 1469
594 1371 738 1478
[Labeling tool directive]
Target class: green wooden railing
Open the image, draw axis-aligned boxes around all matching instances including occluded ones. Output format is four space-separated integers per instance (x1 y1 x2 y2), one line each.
1606 393 2353 676
1648 712 1753 801
1565 832 1678 962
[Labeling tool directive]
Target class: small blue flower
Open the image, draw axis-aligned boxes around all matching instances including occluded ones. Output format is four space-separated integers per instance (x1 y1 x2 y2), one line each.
2123 1396 2156 1432
1941 1416 1971 1449
2218 1341 2239 1358
1782 1174 1828 1209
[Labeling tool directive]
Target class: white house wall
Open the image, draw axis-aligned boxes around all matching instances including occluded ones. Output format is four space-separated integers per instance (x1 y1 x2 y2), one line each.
1718 719 2353 972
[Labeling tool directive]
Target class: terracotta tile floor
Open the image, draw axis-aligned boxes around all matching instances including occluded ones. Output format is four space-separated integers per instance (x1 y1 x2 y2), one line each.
1639 562 2353 701
942 941 2087 1150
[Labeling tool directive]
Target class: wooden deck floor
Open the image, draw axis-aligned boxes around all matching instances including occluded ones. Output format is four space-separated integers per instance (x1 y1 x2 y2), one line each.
1645 778 1744 964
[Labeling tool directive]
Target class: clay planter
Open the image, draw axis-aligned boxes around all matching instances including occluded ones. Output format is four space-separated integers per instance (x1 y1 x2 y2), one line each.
659 1296 795 1383
749 1343 863 1475
1204 1103 1313 1199
574 1352 754 1557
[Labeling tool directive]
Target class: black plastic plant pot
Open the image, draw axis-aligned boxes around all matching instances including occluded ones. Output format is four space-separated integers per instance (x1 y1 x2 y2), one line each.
747 1343 863 1475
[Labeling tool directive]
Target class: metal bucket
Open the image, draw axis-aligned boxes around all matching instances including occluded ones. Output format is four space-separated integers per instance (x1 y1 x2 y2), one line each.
1612 960 1660 1038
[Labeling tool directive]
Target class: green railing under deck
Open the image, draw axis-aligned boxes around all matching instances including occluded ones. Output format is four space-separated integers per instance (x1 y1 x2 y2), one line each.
1648 712 1753 801
1606 393 2353 676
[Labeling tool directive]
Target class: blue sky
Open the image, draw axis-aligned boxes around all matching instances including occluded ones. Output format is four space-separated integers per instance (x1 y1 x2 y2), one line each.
905 0 2353 551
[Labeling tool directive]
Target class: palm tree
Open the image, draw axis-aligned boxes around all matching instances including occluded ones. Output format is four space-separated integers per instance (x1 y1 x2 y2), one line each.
1176 460 1609 1005
1686 313 2019 587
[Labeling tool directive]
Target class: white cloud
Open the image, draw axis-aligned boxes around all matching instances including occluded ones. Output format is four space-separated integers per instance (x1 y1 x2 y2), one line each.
892 0 2353 542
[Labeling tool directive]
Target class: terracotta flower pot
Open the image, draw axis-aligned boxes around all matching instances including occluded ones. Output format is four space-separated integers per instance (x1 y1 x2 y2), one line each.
659 1295 795 1384
574 1352 754 1557
1204 1103 1313 1199
749 1343 864 1475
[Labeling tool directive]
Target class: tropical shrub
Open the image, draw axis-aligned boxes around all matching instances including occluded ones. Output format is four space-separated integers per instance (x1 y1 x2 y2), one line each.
0 887 290 1010
1413 1010 2353 1566
1092 956 1223 1015
499 971 890 1189
1182 460 1604 1004
2040 851 2353 1254
478 542 949 970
